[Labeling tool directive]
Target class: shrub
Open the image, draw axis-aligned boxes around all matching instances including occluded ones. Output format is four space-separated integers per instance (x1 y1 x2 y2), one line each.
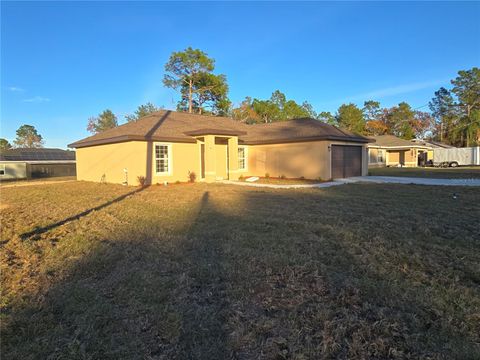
317 177 323 182
175 180 181 184
280 174 286 179
299 176 305 180
239 175 245 181
188 171 196 183
137 176 146 187
265 173 270 179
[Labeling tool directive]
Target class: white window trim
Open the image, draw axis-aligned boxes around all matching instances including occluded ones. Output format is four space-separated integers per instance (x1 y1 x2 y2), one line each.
154 142 172 176
0 164 5 176
377 149 385 163
238 146 248 171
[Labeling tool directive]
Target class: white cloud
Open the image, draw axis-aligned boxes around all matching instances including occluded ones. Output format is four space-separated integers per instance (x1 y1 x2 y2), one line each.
343 79 449 102
22 96 51 103
8 86 25 92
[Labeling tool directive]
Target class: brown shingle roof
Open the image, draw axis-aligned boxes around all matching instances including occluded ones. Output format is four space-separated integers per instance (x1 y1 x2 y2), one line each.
241 118 369 144
69 110 370 148
369 135 430 148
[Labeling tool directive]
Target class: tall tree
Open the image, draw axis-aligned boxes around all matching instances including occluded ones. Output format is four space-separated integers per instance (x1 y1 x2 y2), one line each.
126 103 162 122
232 97 261 124
301 101 318 119
236 90 316 123
336 103 365 134
411 111 435 139
450 67 480 146
363 100 381 122
388 102 416 139
252 98 280 123
0 138 12 151
363 100 388 135
87 109 118 134
429 87 458 143
176 72 230 115
163 47 229 115
317 111 337 126
13 125 44 148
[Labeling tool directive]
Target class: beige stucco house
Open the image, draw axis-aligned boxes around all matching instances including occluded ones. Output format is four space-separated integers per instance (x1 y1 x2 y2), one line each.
69 110 371 185
367 135 432 168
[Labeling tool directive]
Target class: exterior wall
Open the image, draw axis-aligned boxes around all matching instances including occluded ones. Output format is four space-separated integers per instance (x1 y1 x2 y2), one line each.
151 142 200 184
76 140 202 185
0 162 28 180
246 140 368 180
247 141 329 180
76 141 148 184
75 138 368 185
386 149 417 167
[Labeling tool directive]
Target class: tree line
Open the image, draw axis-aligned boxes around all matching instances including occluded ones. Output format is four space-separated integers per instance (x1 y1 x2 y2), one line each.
4 48 476 150
87 47 479 146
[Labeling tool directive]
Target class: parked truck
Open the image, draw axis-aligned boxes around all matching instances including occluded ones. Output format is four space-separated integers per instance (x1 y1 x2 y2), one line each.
433 146 480 167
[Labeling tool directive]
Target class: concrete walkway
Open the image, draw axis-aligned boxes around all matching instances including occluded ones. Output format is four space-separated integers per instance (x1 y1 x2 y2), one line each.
344 176 480 187
219 180 349 189
221 176 480 189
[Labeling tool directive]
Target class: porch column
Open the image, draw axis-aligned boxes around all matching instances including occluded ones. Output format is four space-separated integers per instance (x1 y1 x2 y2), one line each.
204 135 216 183
228 137 239 180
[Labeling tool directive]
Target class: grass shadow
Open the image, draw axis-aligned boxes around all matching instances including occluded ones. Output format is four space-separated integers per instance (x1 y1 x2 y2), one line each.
19 186 147 241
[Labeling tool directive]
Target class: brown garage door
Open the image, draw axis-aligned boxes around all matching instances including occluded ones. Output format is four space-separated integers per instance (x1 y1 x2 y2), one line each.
331 145 362 178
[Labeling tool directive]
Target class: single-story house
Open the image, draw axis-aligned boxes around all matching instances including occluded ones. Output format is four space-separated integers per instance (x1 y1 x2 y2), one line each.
410 139 455 163
367 135 432 168
0 148 76 180
69 110 371 185
410 139 455 149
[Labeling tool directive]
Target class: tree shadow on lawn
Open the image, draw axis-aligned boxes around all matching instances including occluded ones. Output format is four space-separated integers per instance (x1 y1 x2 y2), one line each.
19 186 148 241
2 185 480 359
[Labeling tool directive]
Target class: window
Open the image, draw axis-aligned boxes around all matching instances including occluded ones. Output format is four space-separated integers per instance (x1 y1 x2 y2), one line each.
0 164 5 176
377 150 384 163
155 143 171 175
238 146 247 170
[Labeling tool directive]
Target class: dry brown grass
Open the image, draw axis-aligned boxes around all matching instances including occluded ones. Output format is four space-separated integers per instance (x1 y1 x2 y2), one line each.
240 177 322 185
1 181 479 359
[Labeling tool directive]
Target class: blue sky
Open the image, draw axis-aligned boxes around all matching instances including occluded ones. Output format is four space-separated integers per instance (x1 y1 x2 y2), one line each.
1 1 479 148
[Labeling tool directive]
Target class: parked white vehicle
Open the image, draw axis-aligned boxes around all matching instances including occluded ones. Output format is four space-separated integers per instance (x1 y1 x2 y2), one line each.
433 146 480 167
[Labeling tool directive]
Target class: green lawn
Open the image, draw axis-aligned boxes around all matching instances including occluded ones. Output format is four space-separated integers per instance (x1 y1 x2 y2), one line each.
369 166 480 179
1 181 479 359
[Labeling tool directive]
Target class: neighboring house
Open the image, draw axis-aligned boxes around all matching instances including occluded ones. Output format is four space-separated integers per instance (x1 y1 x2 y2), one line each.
410 139 455 149
69 110 371 185
410 139 455 163
367 135 432 168
0 148 76 180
